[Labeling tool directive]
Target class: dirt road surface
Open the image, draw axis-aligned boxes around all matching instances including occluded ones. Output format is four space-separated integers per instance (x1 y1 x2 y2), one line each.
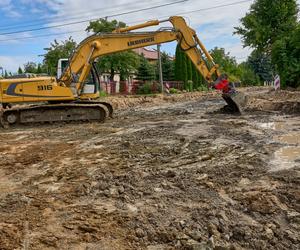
0 88 299 249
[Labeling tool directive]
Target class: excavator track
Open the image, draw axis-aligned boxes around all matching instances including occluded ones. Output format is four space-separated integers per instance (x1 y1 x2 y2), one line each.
0 103 108 128
74 101 113 118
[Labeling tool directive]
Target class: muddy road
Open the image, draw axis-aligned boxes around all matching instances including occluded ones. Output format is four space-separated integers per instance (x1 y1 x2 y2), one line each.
0 88 299 249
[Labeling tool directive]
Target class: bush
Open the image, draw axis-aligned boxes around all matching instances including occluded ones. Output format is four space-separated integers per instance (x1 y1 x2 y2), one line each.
137 82 153 95
151 82 161 93
99 91 107 97
197 84 208 91
169 88 179 94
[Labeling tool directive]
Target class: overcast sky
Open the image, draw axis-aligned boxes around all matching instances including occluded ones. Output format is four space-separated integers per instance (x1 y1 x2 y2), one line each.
0 0 299 73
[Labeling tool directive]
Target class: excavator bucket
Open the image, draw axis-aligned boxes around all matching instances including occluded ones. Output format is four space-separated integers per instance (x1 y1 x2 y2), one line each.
222 92 248 114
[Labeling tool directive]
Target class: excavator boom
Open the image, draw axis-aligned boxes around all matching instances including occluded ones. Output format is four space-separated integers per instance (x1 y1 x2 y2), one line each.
60 16 220 94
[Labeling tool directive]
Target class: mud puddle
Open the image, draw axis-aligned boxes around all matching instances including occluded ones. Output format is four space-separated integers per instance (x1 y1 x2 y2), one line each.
258 116 300 171
272 133 300 171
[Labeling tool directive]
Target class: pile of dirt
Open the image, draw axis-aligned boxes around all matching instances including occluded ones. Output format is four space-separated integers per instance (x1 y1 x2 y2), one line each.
246 89 300 114
102 91 218 110
102 88 300 114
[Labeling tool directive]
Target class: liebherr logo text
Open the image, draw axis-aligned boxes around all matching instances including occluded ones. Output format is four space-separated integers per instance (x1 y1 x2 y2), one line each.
128 37 154 46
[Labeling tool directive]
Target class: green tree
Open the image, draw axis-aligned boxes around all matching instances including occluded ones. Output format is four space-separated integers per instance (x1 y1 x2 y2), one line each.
175 45 188 84
247 50 273 82
174 45 182 81
160 52 174 81
17 67 23 74
175 45 207 90
192 64 206 90
24 62 37 73
43 37 77 76
192 64 199 88
181 52 188 89
36 64 43 74
86 18 126 33
187 57 192 81
209 47 261 86
235 0 298 52
272 24 300 88
135 54 155 82
237 62 260 86
210 47 240 81
86 18 139 81
4 70 8 78
235 0 299 87
97 51 139 81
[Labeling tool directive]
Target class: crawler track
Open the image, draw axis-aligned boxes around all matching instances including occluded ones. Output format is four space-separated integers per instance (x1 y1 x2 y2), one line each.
0 103 109 128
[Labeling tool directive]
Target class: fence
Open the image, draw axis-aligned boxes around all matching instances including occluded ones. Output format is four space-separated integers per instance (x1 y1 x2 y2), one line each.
100 81 117 94
99 80 184 95
119 81 184 95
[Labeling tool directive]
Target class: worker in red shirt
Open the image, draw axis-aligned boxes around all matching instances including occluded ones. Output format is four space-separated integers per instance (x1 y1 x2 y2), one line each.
212 74 240 113
213 74 235 94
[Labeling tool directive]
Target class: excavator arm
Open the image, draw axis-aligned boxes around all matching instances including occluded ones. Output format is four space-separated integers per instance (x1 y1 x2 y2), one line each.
59 16 220 94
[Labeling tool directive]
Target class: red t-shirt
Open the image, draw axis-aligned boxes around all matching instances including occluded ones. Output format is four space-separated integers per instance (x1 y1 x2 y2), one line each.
214 79 229 93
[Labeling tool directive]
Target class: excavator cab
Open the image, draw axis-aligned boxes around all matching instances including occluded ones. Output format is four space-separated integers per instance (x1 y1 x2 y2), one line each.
80 63 100 99
57 59 100 99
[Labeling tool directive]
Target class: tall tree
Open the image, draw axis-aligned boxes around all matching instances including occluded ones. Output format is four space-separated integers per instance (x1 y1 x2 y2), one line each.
87 18 126 33
97 51 139 81
247 50 274 82
175 45 207 90
24 62 37 73
235 0 299 87
43 37 77 76
181 51 188 88
235 0 298 52
86 18 139 81
160 52 174 81
210 47 261 85
36 64 43 74
135 54 155 82
175 45 183 81
175 44 188 83
271 24 300 88
210 47 240 81
192 64 199 88
237 62 260 86
187 57 192 81
17 67 23 74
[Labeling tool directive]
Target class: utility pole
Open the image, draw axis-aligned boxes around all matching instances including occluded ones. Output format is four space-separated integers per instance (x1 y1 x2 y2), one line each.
157 44 163 93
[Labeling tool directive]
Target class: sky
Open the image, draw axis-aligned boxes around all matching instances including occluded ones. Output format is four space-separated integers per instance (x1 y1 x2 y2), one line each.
0 0 298 73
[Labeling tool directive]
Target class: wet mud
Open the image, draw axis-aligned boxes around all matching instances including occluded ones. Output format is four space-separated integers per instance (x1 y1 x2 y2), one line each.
0 88 299 249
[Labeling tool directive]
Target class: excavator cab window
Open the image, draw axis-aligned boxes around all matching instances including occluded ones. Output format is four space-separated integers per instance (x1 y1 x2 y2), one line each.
82 63 100 94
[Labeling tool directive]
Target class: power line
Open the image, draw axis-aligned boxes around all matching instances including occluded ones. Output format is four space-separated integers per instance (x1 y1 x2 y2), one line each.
0 0 188 36
126 0 253 26
174 0 252 16
0 0 252 43
0 30 84 42
0 0 151 31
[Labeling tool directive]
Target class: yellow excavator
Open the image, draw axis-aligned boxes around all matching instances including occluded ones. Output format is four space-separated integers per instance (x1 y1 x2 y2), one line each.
0 16 238 128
